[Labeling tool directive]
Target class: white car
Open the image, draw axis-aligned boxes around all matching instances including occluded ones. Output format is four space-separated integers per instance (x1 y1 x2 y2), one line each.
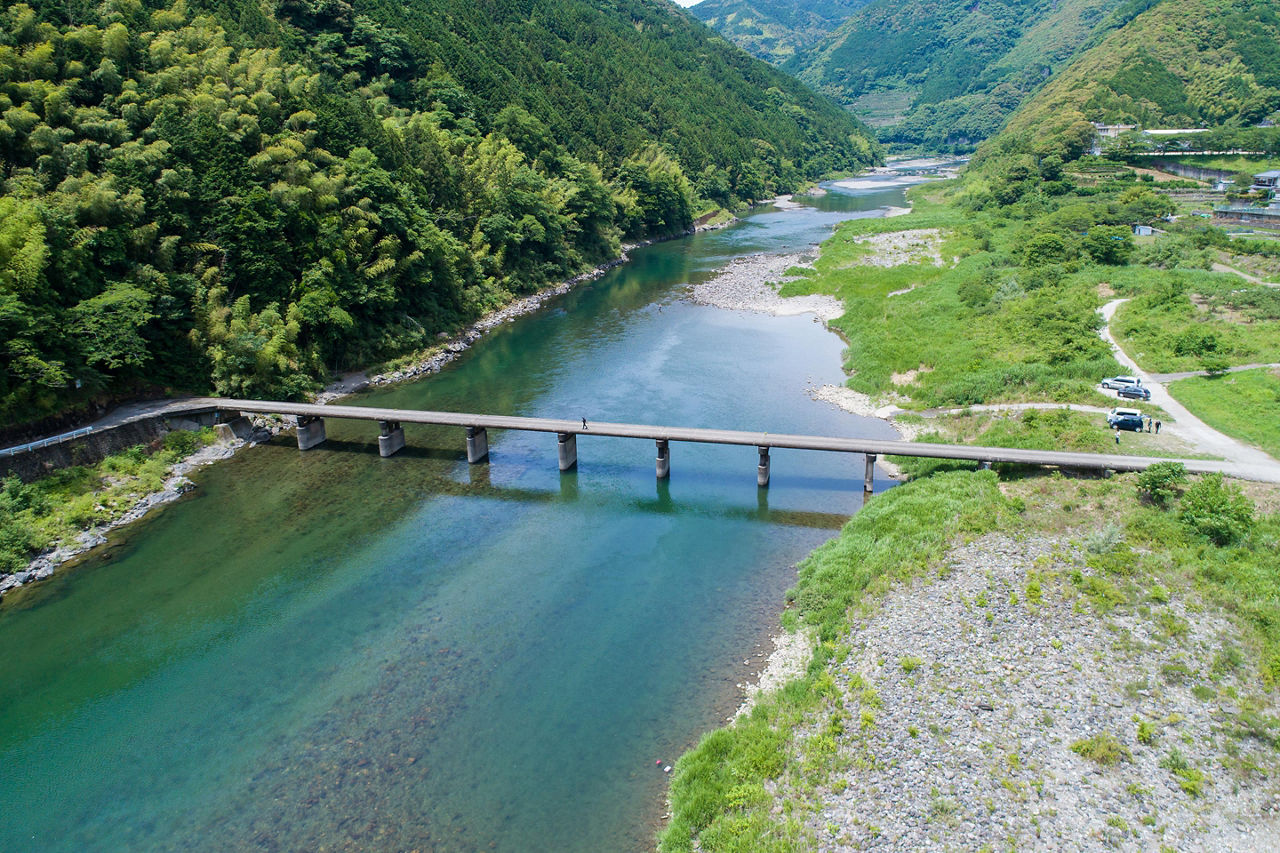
1101 375 1142 391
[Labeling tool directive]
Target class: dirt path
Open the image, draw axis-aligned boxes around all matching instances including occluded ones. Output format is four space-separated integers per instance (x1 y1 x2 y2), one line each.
1099 299 1280 480
1212 261 1276 287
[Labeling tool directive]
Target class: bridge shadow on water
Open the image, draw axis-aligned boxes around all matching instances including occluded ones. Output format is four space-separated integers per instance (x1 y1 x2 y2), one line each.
279 436 858 531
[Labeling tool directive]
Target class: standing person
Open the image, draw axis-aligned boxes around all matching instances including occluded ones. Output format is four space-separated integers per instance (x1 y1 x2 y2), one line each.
1155 420 1161 434
582 417 588 430
1115 431 1120 446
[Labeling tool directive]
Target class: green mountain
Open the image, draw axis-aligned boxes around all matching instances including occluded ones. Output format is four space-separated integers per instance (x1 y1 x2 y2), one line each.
788 0 1133 150
689 0 871 64
0 0 878 427
1002 0 1280 140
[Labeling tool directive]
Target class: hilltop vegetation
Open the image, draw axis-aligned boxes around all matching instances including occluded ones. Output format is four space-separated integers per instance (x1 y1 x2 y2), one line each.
689 0 871 65
699 0 1280 152
0 0 878 429
787 0 1132 149
1005 0 1280 140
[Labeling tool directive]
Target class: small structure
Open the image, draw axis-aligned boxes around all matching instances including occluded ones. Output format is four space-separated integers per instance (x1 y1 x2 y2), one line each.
1093 123 1137 138
1212 204 1280 230
1133 224 1153 236
1250 170 1280 193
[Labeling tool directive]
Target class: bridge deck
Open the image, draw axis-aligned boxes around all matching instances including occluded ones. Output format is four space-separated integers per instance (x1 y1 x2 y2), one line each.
215 399 1241 478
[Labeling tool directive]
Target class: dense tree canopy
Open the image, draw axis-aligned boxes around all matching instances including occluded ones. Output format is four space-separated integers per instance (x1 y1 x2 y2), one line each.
0 0 878 427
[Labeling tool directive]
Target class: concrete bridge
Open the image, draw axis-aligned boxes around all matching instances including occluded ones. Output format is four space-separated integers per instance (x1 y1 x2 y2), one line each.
177 399 1261 492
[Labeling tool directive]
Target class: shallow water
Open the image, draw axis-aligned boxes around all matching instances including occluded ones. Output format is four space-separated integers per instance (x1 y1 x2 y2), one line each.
1 182 909 852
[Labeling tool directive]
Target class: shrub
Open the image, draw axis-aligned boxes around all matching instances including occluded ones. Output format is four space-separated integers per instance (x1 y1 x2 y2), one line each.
1071 732 1132 765
162 429 200 456
1137 462 1187 507
1179 473 1254 545
1161 748 1208 797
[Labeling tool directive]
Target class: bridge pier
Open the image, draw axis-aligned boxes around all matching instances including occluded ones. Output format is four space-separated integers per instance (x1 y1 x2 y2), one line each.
757 446 770 487
656 440 670 480
296 416 327 450
864 453 876 495
558 432 577 471
378 421 405 457
466 426 489 463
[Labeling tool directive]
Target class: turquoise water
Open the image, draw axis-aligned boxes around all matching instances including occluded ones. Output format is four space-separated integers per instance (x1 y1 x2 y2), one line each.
1 184 906 852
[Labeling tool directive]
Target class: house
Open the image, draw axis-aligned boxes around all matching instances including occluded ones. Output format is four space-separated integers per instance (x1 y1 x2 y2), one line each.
1251 170 1280 193
1093 123 1137 138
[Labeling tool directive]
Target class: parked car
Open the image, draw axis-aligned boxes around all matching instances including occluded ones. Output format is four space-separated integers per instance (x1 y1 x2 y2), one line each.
1101 375 1142 391
1117 384 1151 400
1107 407 1145 431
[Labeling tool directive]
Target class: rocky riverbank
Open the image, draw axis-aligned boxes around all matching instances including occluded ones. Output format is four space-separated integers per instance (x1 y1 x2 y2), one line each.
798 531 1280 850
688 251 844 322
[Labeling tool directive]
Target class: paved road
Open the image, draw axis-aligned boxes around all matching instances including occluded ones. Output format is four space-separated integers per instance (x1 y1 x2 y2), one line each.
1099 299 1280 480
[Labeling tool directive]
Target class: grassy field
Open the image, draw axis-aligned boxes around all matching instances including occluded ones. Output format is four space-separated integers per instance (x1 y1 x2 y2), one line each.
1159 155 1280 176
1111 273 1280 373
780 189 1123 409
660 468 1280 851
887 407 1208 479
1217 250 1280 284
1168 369 1280 460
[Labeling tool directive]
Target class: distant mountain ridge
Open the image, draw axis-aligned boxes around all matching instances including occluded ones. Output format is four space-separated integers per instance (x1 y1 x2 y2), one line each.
1002 0 1280 139
790 0 1134 149
691 0 1156 150
689 0 872 64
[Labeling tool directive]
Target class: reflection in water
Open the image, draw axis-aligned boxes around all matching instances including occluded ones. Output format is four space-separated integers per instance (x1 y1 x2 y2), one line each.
0 181 915 853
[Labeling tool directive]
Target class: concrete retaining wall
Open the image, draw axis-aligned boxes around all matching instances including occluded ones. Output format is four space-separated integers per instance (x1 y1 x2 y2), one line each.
1150 161 1236 182
0 411 242 482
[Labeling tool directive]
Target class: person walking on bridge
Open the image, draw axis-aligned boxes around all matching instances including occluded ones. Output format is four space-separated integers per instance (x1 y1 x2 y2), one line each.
582 417 588 430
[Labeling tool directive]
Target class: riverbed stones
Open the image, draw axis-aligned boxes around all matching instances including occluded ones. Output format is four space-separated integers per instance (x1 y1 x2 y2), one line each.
688 251 843 321
783 533 1280 851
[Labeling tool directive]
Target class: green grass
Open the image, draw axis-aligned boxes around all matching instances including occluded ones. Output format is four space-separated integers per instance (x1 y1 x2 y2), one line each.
663 466 1280 849
1167 369 1280 460
1112 275 1280 373
1158 155 1280 176
887 408 1212 480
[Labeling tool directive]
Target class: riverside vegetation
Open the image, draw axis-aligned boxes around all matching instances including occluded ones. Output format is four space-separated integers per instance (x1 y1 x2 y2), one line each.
663 71 1280 845
0 427 216 573
662 467 1280 851
0 0 878 431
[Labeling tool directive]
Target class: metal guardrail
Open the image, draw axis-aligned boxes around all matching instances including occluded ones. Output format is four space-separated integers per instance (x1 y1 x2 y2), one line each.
0 426 94 458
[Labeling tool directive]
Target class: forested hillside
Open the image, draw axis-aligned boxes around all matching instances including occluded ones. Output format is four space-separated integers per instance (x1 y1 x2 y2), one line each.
689 0 870 64
0 0 878 430
788 0 1132 150
1003 0 1280 141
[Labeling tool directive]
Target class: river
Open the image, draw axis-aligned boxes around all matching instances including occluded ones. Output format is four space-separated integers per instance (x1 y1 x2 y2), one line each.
1 179 912 852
